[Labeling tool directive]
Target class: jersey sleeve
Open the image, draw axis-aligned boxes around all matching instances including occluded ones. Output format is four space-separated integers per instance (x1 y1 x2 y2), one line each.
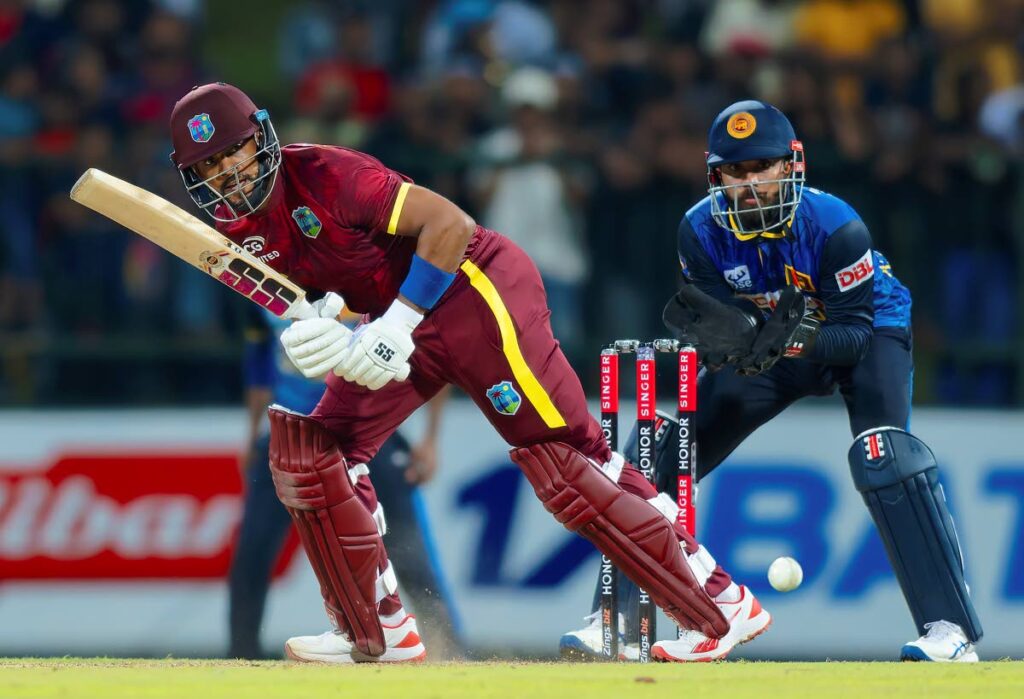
328 148 413 234
804 219 875 365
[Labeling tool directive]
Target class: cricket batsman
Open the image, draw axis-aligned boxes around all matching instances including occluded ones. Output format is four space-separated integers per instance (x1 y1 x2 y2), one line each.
561 100 982 662
228 301 462 659
168 83 770 663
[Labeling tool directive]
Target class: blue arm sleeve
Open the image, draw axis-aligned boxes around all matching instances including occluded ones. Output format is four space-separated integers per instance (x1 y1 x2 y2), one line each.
804 219 875 365
243 306 274 388
805 323 873 365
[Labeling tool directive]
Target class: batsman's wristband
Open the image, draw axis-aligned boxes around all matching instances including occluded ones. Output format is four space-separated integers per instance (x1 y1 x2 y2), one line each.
399 254 456 310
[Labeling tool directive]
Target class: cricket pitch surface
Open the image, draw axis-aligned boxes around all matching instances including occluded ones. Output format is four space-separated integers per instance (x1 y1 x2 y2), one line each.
3 658 1022 698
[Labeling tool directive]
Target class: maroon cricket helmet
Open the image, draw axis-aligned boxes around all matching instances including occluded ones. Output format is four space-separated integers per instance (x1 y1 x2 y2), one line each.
170 82 261 169
169 82 283 221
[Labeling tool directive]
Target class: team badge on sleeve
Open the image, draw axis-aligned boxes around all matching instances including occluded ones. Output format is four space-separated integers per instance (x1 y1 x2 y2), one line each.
835 249 874 291
487 381 522 416
187 113 215 143
291 206 322 238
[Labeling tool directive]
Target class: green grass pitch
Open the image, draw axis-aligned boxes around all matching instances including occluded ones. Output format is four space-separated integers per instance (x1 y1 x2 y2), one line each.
2 659 1022 699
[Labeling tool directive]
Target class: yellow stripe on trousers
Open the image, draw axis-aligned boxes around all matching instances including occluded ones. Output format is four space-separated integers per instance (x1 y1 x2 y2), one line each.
460 260 567 429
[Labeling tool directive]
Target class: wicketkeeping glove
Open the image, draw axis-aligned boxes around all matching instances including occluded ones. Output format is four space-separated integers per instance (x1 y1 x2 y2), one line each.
333 300 421 390
279 292 353 379
662 284 761 371
735 286 818 376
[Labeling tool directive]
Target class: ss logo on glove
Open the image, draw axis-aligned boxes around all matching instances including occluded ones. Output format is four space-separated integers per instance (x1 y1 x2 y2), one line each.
332 300 419 390
374 342 396 362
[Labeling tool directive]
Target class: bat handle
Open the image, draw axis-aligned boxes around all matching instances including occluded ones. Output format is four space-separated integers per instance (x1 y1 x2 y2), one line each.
286 298 318 320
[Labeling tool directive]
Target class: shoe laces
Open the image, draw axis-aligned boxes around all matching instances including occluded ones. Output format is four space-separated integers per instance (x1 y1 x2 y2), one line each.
922 620 963 641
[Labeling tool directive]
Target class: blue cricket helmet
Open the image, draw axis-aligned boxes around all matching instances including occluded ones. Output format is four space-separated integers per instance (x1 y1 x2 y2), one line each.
705 100 806 240
707 100 797 166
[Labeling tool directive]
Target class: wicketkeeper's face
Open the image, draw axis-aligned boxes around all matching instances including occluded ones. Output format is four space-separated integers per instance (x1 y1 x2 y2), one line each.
716 158 792 211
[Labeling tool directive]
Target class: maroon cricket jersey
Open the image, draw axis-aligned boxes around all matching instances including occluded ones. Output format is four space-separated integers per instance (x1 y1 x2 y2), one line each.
217 144 490 316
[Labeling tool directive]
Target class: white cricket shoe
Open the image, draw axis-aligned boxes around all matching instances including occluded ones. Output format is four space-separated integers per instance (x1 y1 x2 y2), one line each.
900 620 978 662
651 585 771 662
559 611 639 661
284 614 426 664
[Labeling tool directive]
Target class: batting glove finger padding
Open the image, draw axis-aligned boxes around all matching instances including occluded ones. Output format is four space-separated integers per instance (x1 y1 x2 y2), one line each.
311 291 346 319
280 317 353 378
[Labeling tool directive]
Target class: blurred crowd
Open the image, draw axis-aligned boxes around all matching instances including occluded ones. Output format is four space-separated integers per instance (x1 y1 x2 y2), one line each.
1 0 1023 406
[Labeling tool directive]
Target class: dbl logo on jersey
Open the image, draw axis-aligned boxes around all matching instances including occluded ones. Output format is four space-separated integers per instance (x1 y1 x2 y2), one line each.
836 250 874 291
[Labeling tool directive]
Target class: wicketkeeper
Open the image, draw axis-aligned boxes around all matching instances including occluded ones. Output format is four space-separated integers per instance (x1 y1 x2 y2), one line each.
561 100 982 662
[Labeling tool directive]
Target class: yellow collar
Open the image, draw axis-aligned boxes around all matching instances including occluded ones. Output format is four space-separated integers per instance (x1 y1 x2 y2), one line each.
726 211 792 241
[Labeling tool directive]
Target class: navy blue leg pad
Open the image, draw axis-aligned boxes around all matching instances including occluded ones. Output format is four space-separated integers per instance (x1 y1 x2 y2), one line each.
849 428 982 642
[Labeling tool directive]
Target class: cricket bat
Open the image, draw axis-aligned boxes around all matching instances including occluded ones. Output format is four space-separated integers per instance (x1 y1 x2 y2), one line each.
70 168 315 320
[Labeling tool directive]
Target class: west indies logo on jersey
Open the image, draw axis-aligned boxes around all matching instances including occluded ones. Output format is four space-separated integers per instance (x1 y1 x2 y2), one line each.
487 381 521 416
291 206 322 238
187 113 215 143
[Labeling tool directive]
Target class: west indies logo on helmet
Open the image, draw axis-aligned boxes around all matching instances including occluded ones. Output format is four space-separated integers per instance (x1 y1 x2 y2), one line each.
169 82 282 222
706 100 806 241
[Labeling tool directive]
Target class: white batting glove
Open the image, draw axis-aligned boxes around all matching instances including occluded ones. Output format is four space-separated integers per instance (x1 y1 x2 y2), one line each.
333 300 422 390
310 292 345 320
279 293 353 379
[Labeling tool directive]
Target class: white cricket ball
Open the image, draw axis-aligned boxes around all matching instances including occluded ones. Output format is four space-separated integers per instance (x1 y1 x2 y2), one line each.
767 556 803 592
